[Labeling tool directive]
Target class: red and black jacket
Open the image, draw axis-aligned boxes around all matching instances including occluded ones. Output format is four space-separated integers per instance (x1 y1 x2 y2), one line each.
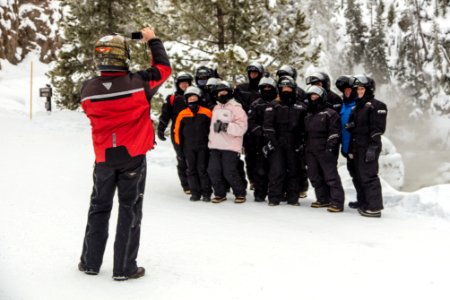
81 38 171 166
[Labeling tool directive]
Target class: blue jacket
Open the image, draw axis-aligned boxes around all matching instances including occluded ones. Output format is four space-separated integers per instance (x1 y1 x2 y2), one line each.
340 100 356 155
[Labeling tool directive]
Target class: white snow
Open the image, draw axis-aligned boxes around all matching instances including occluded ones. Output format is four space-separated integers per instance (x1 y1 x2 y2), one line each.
1 56 450 300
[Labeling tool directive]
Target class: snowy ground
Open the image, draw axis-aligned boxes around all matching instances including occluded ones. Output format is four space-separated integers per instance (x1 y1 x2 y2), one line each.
1 58 450 300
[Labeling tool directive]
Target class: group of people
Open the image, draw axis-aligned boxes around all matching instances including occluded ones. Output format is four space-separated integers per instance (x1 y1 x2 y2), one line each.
77 26 387 281
158 63 388 217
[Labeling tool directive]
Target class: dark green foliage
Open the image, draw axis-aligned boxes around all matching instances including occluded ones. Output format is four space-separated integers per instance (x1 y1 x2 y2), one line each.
48 0 154 109
366 1 389 84
387 3 395 27
344 0 368 70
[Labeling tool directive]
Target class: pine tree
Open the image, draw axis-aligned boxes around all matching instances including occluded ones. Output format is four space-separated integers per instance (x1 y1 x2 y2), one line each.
437 0 450 16
48 0 154 109
366 1 389 84
306 0 341 81
165 0 317 82
265 0 320 74
387 3 395 27
344 0 368 72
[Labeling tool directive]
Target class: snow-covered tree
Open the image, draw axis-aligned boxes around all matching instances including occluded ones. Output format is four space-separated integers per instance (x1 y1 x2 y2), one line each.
344 0 368 72
48 0 156 109
365 0 389 84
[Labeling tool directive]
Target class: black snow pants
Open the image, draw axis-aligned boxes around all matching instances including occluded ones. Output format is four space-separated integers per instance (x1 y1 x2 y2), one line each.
296 151 309 193
267 145 299 204
208 149 247 198
184 146 212 198
352 147 383 211
253 152 269 200
243 134 256 185
346 156 365 204
171 133 189 191
80 156 146 277
305 151 345 208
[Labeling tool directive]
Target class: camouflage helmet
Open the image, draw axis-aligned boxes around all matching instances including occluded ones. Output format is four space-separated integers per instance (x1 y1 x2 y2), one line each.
94 34 130 72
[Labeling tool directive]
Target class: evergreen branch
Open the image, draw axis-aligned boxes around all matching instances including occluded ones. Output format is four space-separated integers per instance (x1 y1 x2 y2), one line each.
173 39 214 55
439 45 450 65
171 2 215 36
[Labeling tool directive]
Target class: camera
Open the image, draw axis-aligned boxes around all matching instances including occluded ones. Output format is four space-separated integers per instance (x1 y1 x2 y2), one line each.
131 32 143 40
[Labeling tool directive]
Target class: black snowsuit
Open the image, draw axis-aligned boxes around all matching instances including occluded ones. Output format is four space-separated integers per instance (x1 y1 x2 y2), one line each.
199 86 218 110
235 81 262 186
347 96 387 211
263 98 306 204
173 105 212 198
325 89 343 113
247 97 271 201
158 91 189 191
295 87 309 193
305 102 345 208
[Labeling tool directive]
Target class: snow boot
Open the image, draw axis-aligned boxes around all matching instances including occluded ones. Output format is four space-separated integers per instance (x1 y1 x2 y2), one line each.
190 195 201 201
327 205 344 213
212 196 226 203
358 208 381 218
202 195 211 202
78 262 98 275
113 267 145 281
234 196 246 204
310 201 332 208
348 201 360 209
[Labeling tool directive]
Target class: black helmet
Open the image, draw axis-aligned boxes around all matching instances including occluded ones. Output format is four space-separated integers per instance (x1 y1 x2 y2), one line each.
247 62 264 74
277 75 297 90
184 86 203 102
306 72 330 90
306 85 326 99
276 65 297 81
195 66 215 87
258 76 277 90
335 75 352 93
319 72 331 90
175 72 193 85
350 74 376 95
214 80 234 95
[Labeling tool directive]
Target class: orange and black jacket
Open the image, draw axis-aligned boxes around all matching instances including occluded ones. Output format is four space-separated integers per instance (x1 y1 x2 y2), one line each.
173 106 212 149
81 38 171 166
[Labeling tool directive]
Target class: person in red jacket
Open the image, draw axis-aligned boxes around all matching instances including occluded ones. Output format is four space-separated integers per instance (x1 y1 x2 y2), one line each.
78 27 171 281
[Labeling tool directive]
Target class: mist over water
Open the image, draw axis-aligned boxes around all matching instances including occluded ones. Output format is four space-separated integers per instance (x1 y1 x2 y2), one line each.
384 91 450 192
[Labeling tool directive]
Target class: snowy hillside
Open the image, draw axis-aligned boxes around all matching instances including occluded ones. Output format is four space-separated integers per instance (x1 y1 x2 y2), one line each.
1 54 450 300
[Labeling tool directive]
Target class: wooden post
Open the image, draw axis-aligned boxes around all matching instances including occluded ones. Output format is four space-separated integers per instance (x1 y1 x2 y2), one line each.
30 61 33 120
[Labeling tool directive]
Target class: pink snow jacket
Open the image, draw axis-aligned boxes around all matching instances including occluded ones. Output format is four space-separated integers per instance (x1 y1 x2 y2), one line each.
208 99 248 153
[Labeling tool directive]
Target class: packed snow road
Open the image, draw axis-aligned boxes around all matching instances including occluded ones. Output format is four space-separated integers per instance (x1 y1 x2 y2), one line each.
1 111 449 300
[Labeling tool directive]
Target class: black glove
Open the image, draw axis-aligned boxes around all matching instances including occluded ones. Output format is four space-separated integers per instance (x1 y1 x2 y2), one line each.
214 120 228 133
262 141 275 158
345 122 355 131
326 140 338 154
365 144 379 163
157 130 166 141
294 143 305 155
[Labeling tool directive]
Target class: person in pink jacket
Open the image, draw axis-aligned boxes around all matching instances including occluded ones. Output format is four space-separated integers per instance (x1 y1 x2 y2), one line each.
208 80 248 204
